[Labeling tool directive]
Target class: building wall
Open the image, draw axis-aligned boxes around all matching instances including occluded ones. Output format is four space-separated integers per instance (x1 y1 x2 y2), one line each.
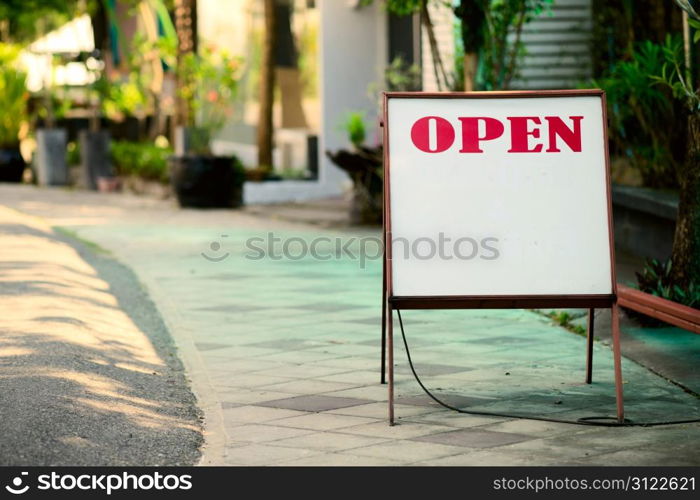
317 0 387 193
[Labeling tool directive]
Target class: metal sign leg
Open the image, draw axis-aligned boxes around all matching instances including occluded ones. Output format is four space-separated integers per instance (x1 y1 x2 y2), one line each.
585 308 594 384
381 256 387 385
387 305 395 425
611 303 625 422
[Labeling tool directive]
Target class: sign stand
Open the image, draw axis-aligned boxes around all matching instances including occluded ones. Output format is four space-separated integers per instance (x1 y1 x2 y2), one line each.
380 90 624 425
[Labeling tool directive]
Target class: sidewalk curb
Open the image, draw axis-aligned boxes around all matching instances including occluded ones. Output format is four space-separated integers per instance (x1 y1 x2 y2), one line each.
134 273 228 465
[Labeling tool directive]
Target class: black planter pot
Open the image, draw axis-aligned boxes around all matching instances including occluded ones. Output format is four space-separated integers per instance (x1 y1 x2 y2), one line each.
0 146 26 183
169 155 244 208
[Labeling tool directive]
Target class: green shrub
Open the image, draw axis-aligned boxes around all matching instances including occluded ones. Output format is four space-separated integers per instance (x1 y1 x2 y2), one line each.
0 43 28 148
592 37 684 189
66 141 80 166
341 112 366 149
636 258 700 309
110 141 172 183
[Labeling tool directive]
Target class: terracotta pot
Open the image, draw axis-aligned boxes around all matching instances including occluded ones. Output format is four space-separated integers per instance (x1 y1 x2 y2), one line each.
96 176 122 193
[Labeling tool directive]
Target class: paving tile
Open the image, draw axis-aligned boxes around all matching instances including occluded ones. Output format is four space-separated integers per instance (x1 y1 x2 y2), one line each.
225 424 314 444
291 302 367 312
254 350 346 364
268 431 388 452
320 370 384 385
338 421 454 439
570 448 700 466
356 336 437 347
406 411 508 428
221 401 243 409
222 405 307 424
395 363 473 376
259 379 358 395
348 439 465 462
413 450 536 466
201 358 288 374
322 385 388 401
412 428 533 448
202 346 279 358
495 436 618 462
196 304 268 313
245 338 320 350
346 317 382 326
397 393 495 408
196 272 254 281
221 444 324 466
194 342 234 351
255 364 353 379
273 413 378 431
257 395 374 412
209 373 294 389
275 452 401 466
312 357 381 370
217 389 296 405
464 335 540 345
480 418 584 438
327 402 436 419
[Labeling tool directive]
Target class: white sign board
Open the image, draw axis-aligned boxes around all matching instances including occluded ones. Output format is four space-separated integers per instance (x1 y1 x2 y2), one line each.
385 92 613 298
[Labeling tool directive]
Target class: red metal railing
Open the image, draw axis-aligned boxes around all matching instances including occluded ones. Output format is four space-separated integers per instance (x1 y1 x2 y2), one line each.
617 284 700 334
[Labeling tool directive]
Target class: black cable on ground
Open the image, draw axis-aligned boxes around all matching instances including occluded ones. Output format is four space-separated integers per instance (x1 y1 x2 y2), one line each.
396 309 700 428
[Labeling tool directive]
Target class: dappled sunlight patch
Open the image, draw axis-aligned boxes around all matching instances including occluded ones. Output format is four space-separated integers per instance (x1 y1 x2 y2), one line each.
74 397 200 432
0 346 33 357
113 362 162 375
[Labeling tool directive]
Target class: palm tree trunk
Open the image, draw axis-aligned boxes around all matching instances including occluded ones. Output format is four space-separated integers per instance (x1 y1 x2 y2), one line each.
454 0 486 92
257 0 277 171
175 0 197 128
671 112 700 289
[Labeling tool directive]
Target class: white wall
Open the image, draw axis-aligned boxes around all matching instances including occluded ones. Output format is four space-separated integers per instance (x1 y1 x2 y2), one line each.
317 0 387 195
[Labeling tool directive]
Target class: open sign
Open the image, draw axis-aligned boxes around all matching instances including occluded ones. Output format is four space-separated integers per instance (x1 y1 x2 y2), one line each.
409 115 583 153
385 91 613 298
381 90 624 424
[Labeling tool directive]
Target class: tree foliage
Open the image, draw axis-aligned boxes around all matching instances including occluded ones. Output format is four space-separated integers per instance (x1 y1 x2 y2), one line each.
0 0 82 43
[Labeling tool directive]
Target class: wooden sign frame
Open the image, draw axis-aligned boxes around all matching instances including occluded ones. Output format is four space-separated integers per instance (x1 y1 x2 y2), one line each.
380 89 624 424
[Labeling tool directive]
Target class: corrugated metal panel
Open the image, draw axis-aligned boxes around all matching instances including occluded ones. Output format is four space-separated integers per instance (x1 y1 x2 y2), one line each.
511 0 592 89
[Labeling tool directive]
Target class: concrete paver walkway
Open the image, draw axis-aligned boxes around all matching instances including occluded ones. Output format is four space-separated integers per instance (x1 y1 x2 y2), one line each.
1 185 699 466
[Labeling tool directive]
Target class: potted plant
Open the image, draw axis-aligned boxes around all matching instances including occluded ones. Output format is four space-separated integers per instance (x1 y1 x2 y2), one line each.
326 111 383 225
0 43 29 183
169 45 246 208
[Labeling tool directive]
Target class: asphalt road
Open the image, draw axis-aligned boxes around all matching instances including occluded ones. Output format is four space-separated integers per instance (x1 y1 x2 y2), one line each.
0 209 203 465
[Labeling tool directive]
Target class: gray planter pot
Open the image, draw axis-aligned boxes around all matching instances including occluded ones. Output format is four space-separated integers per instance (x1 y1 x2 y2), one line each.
79 130 112 190
35 128 68 186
